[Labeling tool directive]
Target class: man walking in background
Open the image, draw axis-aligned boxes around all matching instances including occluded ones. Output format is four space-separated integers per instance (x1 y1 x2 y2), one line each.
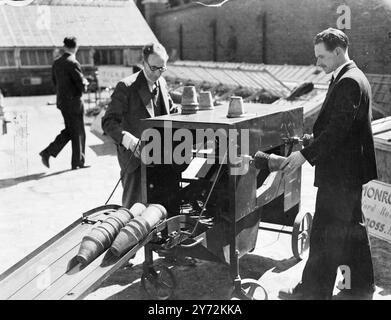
40 36 88 170
279 28 377 300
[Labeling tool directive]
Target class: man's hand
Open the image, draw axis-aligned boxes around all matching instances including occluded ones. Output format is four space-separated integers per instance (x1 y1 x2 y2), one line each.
280 151 307 174
134 142 141 158
82 78 89 93
169 104 179 113
121 131 140 158
302 133 314 147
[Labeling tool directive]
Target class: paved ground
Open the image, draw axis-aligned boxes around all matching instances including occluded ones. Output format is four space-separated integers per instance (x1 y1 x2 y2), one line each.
0 95 390 300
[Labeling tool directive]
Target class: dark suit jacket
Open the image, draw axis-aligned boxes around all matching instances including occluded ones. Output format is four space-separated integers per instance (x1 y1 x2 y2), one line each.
101 71 173 174
52 52 85 113
301 61 378 188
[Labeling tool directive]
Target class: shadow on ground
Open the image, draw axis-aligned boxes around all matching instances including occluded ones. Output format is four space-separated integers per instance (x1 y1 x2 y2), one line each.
0 170 73 189
89 253 300 300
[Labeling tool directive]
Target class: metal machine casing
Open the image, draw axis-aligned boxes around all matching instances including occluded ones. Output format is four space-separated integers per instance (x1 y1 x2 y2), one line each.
140 102 303 221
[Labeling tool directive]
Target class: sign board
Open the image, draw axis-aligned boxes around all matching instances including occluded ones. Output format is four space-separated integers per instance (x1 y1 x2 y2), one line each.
362 180 391 243
97 66 135 89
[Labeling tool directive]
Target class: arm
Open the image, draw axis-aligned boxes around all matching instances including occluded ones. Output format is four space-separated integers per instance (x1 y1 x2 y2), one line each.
161 77 176 113
168 91 177 113
52 64 56 87
300 78 361 166
101 81 129 144
102 82 140 156
164 81 174 111
69 61 85 94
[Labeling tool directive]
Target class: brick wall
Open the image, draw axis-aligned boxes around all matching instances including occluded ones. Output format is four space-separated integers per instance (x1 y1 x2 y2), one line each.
153 0 391 73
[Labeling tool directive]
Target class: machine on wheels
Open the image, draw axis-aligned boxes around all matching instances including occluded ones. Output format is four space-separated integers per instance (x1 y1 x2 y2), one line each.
0 103 312 300
139 102 312 300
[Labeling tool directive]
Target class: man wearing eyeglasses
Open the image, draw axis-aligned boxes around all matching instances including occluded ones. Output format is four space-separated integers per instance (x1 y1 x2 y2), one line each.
102 43 174 209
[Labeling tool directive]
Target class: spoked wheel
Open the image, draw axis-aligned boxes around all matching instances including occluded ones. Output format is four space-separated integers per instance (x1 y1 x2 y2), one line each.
292 211 313 260
141 265 176 300
230 279 268 300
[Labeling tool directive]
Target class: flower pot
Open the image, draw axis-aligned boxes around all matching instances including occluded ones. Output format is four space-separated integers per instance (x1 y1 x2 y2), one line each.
77 235 105 265
110 227 138 257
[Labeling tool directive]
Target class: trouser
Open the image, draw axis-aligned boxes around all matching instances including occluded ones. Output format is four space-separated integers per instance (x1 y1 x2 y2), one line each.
121 166 141 209
300 184 375 299
44 108 86 167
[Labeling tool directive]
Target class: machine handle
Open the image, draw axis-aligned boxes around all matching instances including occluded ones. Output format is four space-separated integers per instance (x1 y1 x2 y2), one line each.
179 237 204 248
281 134 313 147
301 134 313 147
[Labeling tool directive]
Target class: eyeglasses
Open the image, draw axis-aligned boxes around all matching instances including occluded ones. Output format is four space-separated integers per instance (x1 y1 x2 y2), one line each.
145 60 167 72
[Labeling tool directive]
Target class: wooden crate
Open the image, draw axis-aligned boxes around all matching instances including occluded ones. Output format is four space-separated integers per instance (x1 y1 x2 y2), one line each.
372 117 391 185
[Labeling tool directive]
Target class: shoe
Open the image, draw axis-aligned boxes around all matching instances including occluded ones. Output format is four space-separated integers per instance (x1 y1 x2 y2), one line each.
278 283 316 300
39 151 50 168
279 286 305 300
279 284 330 300
335 288 374 300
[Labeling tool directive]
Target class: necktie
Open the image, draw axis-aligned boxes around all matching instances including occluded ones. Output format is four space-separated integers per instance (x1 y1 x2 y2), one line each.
151 83 160 116
326 75 335 95
152 83 158 97
330 75 335 86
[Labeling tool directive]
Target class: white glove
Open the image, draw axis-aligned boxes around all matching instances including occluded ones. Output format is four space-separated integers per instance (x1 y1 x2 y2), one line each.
280 151 306 173
82 78 89 92
121 131 140 158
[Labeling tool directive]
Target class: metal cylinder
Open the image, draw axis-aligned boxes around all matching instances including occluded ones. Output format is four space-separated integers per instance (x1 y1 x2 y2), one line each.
77 203 146 264
110 204 167 257
253 151 286 172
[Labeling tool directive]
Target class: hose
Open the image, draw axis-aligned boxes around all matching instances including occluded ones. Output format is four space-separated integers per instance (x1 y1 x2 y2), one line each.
104 140 141 205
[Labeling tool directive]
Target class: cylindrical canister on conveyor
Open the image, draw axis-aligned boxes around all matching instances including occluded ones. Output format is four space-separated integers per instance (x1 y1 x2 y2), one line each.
110 204 167 257
77 203 146 264
140 204 168 231
253 151 286 172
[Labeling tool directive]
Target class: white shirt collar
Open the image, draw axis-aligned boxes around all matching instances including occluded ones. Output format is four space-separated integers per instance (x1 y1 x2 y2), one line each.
333 60 352 79
64 50 76 58
143 69 157 92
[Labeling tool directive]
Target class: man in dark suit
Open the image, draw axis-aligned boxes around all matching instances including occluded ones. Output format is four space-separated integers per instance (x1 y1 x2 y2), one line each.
102 43 174 209
39 36 88 170
279 28 377 300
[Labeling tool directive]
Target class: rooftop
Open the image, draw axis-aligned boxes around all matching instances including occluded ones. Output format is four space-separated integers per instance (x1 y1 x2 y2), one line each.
167 61 391 118
0 0 157 47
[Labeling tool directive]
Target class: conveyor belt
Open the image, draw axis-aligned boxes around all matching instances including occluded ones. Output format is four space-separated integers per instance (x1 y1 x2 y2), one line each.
0 205 152 300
